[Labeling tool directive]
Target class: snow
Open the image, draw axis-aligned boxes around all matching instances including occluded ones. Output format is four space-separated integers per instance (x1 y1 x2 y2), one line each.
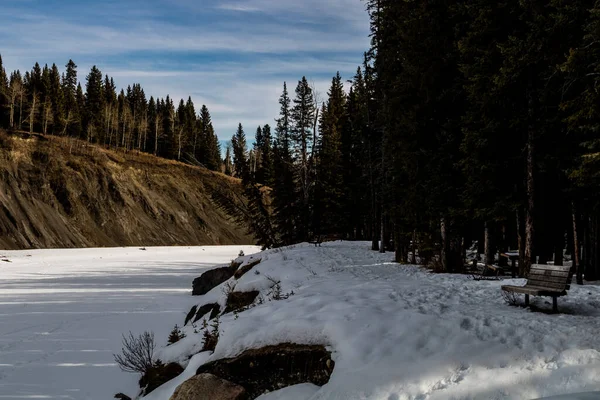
4 242 600 399
160 242 600 400
256 383 320 399
0 245 259 400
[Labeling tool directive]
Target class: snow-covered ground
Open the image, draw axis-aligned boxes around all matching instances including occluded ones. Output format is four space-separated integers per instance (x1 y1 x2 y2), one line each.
151 242 600 400
4 242 600 399
0 245 259 400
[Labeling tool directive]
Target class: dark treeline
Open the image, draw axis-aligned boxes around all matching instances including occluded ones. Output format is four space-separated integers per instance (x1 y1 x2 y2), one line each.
0 57 221 169
227 0 600 282
366 0 600 281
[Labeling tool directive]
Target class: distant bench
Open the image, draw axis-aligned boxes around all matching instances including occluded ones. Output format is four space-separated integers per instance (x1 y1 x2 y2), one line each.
501 264 571 312
308 234 343 247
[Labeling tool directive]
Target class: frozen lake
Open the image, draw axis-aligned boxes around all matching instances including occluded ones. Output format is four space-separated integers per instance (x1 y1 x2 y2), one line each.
0 246 259 399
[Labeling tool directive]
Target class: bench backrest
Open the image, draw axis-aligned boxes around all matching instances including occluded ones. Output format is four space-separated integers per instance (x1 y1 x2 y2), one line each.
527 264 571 292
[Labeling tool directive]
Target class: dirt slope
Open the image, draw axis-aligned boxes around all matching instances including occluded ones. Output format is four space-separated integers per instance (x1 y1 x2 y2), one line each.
0 131 252 249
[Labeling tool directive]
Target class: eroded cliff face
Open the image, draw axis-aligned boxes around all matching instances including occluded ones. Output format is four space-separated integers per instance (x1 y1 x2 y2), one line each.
0 131 252 249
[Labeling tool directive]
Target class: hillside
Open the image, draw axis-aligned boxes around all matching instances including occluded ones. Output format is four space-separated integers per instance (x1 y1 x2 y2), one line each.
0 130 253 249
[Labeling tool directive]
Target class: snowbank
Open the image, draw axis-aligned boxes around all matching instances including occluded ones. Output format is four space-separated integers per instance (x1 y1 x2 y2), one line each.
154 242 600 400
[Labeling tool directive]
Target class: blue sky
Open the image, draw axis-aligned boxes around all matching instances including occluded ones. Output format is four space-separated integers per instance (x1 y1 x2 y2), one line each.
0 0 371 143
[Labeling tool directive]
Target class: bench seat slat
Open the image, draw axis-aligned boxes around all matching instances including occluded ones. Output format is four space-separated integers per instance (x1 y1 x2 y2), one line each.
527 275 570 283
502 285 567 296
526 279 567 289
529 270 570 278
530 264 572 272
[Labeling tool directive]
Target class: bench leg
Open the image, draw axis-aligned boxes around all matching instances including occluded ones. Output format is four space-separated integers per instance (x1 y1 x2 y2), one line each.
525 294 529 307
553 296 558 313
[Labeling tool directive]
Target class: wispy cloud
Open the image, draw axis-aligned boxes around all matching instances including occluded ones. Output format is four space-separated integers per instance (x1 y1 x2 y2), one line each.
0 0 371 142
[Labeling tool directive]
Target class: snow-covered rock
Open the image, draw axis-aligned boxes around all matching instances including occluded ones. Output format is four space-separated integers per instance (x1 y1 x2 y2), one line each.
169 373 246 400
193 266 236 296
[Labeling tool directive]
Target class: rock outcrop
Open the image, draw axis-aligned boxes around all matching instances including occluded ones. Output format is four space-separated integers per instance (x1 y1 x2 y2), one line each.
193 303 221 323
223 291 260 313
193 267 236 296
233 258 262 279
140 362 185 396
196 343 334 399
169 373 247 400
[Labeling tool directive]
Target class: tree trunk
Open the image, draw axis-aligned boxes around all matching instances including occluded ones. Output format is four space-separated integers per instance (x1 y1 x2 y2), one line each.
441 219 447 271
379 211 385 253
517 208 526 277
411 230 417 264
484 221 494 265
19 92 23 130
572 204 583 284
372 203 380 251
524 129 535 276
9 96 15 128
587 213 600 281
29 92 37 134
154 121 159 156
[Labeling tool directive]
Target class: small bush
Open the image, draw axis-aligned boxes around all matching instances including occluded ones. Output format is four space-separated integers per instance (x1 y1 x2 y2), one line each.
202 317 220 352
501 290 520 306
167 324 186 345
266 275 294 301
222 281 237 297
114 331 156 374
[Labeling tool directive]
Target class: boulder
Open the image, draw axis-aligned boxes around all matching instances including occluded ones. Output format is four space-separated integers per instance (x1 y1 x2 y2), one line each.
140 362 185 395
196 343 334 399
170 373 247 400
193 303 221 323
193 267 235 296
223 291 260 314
234 259 262 279
184 305 198 325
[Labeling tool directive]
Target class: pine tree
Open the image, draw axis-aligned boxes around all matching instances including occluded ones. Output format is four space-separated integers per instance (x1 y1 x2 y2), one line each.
253 126 263 182
315 72 346 234
63 60 79 136
8 71 24 130
199 106 221 171
231 123 249 180
84 65 104 142
260 124 274 186
290 77 316 241
0 54 8 127
49 64 64 135
224 143 233 176
272 82 298 245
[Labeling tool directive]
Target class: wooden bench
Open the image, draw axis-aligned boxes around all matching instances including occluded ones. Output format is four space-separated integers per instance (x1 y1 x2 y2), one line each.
501 264 571 312
308 234 343 247
309 235 323 247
